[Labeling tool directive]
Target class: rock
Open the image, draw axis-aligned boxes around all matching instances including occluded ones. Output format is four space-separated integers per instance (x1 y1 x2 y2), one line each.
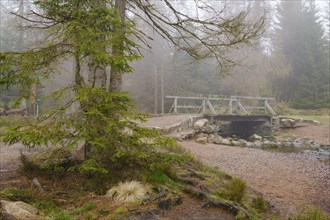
231 141 241 146
312 120 321 125
195 137 208 144
214 136 224 144
293 141 304 148
280 118 296 128
238 139 247 146
295 118 304 123
221 139 231 145
254 141 263 148
207 134 221 144
263 141 277 148
173 134 184 141
207 134 215 143
31 148 73 169
283 142 293 147
1 200 42 220
245 142 255 148
202 125 215 134
193 119 209 129
195 133 208 139
249 134 262 141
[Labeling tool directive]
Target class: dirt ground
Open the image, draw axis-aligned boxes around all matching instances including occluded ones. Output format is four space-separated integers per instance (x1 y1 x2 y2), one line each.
276 123 330 145
1 118 329 219
180 124 330 217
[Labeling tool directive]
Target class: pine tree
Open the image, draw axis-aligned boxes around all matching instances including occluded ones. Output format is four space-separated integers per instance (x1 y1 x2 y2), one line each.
273 0 329 108
0 0 265 176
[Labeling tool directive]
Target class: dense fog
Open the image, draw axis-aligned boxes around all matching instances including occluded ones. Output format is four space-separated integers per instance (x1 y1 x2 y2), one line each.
1 0 329 113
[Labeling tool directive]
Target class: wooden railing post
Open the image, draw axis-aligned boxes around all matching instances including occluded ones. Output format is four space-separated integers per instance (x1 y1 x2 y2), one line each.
174 97 178 114
202 98 206 114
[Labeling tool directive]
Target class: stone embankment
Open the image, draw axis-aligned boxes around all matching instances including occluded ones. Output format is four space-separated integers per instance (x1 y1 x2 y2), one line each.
172 118 330 159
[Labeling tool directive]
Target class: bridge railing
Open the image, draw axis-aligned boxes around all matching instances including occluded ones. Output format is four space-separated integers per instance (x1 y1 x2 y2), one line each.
165 95 276 116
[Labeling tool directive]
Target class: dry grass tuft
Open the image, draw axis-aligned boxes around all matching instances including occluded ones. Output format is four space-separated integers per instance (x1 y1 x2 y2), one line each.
106 181 151 203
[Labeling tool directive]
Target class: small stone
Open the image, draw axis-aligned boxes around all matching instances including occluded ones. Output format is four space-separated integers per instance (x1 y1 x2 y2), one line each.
263 141 277 148
312 120 321 125
254 141 263 148
214 136 224 144
207 134 218 143
281 118 296 128
249 134 262 141
195 137 208 144
245 142 255 148
239 139 247 145
221 139 231 145
231 141 241 146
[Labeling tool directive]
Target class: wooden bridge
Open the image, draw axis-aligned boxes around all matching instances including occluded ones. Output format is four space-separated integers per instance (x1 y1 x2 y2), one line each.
165 95 276 116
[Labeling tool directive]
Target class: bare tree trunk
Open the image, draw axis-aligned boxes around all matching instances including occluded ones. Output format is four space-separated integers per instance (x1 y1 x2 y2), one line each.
109 0 126 92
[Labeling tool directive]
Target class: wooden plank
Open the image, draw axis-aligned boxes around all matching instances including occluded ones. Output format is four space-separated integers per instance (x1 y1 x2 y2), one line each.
174 97 178 113
244 106 265 110
176 106 201 109
230 96 275 101
265 101 277 116
165 96 204 100
206 98 217 114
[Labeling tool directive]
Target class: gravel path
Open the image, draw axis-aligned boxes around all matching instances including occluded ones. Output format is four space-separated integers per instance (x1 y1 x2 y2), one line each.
180 141 330 217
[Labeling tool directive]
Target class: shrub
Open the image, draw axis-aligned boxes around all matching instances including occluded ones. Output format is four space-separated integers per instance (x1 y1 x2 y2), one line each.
252 196 267 213
225 178 246 202
106 181 151 203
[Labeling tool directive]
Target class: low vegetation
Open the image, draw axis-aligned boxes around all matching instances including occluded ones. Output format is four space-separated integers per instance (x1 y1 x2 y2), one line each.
290 206 330 220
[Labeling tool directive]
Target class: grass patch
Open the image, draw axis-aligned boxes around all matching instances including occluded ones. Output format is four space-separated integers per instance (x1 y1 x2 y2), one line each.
34 199 61 216
48 210 73 220
290 206 330 220
71 202 95 215
0 187 34 202
0 117 23 128
252 196 267 213
144 169 170 185
225 178 246 202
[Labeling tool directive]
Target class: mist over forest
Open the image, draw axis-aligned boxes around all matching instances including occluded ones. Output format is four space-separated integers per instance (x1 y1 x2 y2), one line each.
1 0 329 113
0 2 330 218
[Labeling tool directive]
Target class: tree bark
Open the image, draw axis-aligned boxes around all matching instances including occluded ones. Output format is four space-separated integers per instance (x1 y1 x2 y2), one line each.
88 0 107 88
109 0 126 92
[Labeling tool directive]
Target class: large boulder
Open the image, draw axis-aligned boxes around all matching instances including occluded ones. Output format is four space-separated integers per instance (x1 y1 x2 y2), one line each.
1 200 42 220
193 119 209 129
31 148 74 170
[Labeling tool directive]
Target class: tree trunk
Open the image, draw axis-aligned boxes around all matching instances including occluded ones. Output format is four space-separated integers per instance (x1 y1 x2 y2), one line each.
109 0 126 92
88 0 107 88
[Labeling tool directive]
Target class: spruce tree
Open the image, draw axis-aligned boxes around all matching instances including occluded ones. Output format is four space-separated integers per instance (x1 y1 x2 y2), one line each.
0 0 265 176
274 0 329 108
